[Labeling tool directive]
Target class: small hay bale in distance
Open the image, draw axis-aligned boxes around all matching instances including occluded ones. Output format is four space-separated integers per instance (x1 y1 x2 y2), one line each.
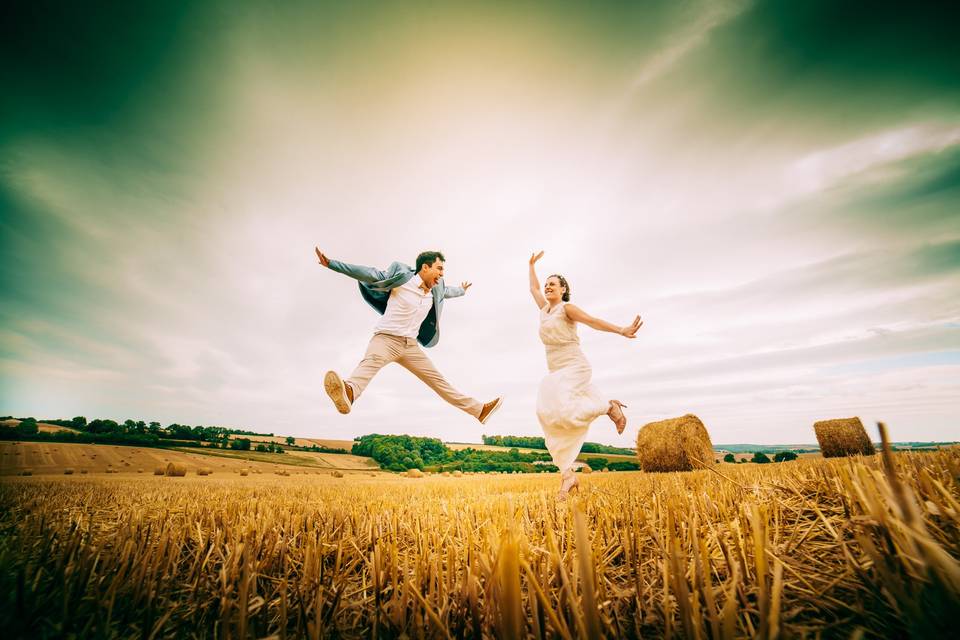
239 469 249 476
814 417 876 458
406 468 424 478
636 414 714 472
197 469 210 476
80 469 88 475
165 462 187 477
153 467 165 476
452 470 463 477
580 466 592 474
64 468 75 475
331 470 344 478
21 469 32 476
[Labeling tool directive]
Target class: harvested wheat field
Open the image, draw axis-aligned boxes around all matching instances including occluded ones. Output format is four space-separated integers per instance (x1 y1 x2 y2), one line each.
1 430 957 639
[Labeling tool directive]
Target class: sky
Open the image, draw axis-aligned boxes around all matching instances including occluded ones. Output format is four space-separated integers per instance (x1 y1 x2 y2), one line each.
1 0 958 445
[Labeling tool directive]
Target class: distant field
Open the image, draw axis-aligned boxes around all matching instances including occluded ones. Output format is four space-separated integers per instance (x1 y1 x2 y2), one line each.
242 435 357 449
0 441 381 476
178 447 379 470
0 419 79 434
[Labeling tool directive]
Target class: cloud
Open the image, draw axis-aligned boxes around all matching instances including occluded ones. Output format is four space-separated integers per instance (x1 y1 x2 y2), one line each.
629 0 753 91
785 123 960 198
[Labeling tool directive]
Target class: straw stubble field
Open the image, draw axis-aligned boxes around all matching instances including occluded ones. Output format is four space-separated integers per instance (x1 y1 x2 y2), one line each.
1 443 958 639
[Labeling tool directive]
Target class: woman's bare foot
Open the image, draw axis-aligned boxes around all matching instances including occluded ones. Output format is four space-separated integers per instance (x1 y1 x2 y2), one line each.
558 470 580 500
608 400 627 434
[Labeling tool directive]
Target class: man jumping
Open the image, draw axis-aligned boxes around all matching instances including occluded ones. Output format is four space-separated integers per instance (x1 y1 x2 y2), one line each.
315 247 503 424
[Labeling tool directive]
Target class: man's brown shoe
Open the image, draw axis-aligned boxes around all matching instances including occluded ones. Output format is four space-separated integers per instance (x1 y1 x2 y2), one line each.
478 397 502 424
324 371 352 414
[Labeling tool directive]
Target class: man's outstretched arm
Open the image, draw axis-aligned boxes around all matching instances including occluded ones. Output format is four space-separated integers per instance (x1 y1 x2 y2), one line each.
315 246 388 283
443 281 472 299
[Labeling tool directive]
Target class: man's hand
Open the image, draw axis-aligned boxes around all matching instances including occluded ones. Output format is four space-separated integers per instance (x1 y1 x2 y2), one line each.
461 281 472 292
315 246 330 268
619 315 643 338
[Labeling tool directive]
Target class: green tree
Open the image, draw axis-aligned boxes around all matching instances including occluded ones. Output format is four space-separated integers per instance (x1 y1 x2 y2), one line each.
585 457 608 471
286 436 296 446
72 416 87 429
16 419 39 436
774 451 798 462
723 453 736 463
751 452 771 464
256 444 268 452
231 438 251 451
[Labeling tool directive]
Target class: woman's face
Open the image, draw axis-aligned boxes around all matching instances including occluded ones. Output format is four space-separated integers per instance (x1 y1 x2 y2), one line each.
544 276 565 303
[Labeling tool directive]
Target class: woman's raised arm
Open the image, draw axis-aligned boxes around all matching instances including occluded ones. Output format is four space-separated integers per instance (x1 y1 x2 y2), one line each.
529 251 547 309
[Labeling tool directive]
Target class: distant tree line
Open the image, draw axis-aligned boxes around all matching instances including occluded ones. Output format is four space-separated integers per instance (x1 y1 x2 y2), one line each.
352 434 556 473
0 416 290 451
582 457 641 471
722 451 798 464
482 434 635 456
351 434 642 473
718 444 818 454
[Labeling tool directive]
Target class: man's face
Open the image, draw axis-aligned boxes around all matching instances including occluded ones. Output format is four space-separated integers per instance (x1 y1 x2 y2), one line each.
419 259 444 289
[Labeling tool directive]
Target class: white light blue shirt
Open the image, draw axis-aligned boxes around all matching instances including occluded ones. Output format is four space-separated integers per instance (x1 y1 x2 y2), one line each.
374 276 433 338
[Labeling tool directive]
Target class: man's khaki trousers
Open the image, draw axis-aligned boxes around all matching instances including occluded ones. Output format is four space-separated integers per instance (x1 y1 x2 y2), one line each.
345 333 483 417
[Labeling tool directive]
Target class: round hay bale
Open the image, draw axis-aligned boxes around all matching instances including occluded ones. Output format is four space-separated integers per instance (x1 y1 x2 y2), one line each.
452 470 463 477
153 467 165 476
636 414 714 472
64 468 75 475
814 417 875 458
580 466 592 474
165 462 187 477
21 469 32 476
197 469 210 476
80 469 88 474
239 469 249 476
331 470 344 478
406 468 424 478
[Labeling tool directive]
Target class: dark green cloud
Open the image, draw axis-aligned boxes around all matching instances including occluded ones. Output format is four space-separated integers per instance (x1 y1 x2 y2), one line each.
0 1 214 138
732 0 960 90
812 145 960 234
645 0 960 140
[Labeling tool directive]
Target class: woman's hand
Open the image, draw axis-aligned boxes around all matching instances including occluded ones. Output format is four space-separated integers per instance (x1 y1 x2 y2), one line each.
619 315 643 338
529 251 544 265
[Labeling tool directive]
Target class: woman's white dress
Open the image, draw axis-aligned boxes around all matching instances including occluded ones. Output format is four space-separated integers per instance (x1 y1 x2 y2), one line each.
536 302 610 473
